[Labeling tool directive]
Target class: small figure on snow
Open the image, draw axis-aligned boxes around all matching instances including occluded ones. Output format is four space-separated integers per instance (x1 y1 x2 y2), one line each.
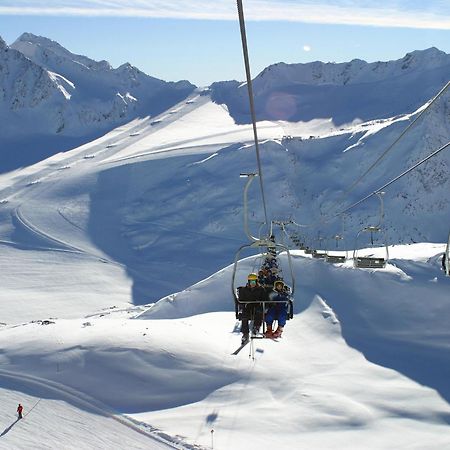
264 280 290 338
17 403 23 419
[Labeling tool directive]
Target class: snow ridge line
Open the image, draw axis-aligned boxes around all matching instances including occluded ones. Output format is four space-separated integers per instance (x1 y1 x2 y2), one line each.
0 369 204 449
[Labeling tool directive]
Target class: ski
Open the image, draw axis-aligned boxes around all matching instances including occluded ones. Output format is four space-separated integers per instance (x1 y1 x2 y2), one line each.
232 339 250 355
232 335 280 355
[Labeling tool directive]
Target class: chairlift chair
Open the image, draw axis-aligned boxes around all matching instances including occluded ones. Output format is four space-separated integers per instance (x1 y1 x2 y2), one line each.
353 192 389 269
231 240 295 331
353 225 389 268
326 254 346 264
326 234 348 264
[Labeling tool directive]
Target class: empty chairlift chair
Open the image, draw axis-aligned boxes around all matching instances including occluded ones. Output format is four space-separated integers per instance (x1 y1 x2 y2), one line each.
326 234 348 264
353 192 390 269
326 254 346 264
353 225 389 268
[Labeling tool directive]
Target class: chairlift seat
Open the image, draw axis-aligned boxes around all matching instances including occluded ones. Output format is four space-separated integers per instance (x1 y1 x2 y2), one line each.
326 255 346 264
355 257 386 269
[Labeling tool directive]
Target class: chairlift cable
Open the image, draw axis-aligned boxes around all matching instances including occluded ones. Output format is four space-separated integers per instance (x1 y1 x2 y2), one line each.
323 80 450 220
236 0 270 233
287 81 450 231
339 140 450 216
287 137 450 232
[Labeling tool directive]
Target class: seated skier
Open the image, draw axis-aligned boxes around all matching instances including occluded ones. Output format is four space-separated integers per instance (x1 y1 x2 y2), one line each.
237 273 268 343
264 280 290 338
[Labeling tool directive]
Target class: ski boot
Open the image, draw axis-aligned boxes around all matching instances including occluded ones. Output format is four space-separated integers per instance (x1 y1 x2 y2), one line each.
272 326 284 338
264 324 273 338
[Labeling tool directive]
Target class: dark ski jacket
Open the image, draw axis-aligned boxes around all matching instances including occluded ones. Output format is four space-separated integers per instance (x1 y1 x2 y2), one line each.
238 285 268 303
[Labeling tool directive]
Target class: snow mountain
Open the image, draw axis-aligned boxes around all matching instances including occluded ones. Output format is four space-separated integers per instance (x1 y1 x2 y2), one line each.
0 39 448 302
0 33 195 172
0 37 449 449
210 47 450 125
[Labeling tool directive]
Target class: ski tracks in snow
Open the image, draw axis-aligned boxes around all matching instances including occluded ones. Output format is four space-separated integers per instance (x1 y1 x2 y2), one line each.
0 369 206 450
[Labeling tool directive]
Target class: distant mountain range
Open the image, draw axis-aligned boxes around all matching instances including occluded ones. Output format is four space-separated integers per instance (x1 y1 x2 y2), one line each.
1 33 449 172
0 33 195 171
210 47 450 125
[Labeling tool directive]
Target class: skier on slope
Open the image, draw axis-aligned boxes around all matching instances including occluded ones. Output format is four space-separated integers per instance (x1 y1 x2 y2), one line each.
264 280 290 338
17 403 23 419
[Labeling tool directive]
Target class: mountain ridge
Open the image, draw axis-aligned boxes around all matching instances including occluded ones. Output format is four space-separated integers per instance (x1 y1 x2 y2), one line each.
1 33 449 173
0 33 196 172
210 46 450 124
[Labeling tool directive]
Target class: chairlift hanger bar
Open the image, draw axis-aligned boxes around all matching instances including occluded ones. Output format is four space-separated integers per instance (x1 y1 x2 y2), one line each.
241 173 260 242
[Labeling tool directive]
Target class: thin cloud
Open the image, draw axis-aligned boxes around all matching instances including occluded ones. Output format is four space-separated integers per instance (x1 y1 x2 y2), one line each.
0 0 449 30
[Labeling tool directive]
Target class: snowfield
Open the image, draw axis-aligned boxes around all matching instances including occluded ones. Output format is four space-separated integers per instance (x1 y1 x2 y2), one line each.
1 250 450 449
0 77 449 449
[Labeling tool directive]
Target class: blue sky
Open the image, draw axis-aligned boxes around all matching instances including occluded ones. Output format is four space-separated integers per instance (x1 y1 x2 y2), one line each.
1 1 449 86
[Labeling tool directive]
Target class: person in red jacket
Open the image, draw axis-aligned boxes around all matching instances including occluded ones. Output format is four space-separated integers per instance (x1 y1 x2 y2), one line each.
17 404 23 419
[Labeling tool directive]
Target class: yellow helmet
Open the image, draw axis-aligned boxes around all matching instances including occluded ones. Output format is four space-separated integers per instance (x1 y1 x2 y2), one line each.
247 273 258 281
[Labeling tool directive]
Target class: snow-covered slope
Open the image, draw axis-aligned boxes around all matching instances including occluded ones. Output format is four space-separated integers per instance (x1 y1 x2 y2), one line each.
0 373 174 449
0 87 448 311
1 247 450 449
0 35 66 131
0 33 195 172
0 43 449 449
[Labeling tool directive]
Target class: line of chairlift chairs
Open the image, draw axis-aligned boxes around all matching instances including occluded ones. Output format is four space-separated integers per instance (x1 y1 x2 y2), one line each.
290 229 388 269
290 191 390 269
291 226 450 273
283 187 450 272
